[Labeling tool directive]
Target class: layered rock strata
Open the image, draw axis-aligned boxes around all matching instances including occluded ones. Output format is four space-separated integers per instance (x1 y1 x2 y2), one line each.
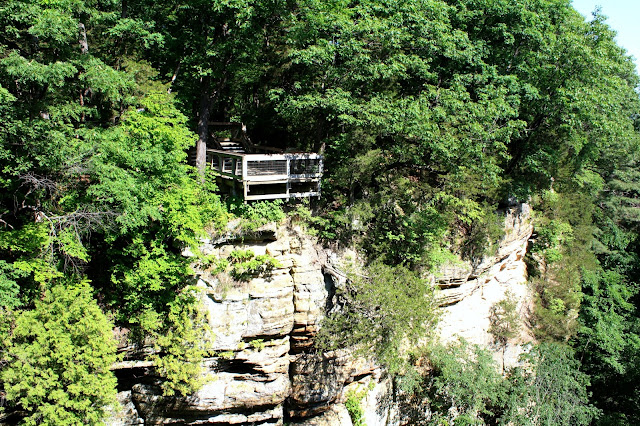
108 203 534 425
108 223 374 425
436 203 535 367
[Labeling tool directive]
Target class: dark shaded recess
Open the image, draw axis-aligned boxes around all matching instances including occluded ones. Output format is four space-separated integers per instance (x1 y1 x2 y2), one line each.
215 359 268 377
284 402 334 423
0 409 27 425
113 366 158 392
323 272 336 314
247 182 288 197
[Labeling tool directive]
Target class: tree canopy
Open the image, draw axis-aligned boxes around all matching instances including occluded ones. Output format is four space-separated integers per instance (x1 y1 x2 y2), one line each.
1 0 639 423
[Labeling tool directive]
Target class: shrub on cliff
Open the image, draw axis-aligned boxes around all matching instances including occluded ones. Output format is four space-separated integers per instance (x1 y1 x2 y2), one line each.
318 260 439 374
503 343 600 425
1 281 118 425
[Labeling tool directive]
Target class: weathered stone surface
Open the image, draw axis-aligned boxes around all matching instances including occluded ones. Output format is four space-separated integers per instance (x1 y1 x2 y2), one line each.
131 372 289 424
266 239 290 257
233 336 291 374
437 203 534 369
248 274 293 299
291 270 326 328
105 391 144 426
176 404 283 425
436 203 533 306
109 223 329 425
288 350 378 418
290 404 353 426
360 376 397 426
436 262 473 288
108 205 534 425
200 273 295 351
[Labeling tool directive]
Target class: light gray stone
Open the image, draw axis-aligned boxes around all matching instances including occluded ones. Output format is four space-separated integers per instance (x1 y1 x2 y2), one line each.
107 206 534 425
290 404 353 426
104 391 144 426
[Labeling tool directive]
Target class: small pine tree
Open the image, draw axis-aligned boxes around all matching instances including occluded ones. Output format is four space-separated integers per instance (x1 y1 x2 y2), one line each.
1 281 118 425
488 290 520 373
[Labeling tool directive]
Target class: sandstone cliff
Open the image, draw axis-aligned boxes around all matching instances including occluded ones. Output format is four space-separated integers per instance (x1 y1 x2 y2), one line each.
107 204 533 426
436 203 535 367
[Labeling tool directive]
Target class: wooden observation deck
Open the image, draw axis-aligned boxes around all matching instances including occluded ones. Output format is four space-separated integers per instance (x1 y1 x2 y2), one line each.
198 122 323 201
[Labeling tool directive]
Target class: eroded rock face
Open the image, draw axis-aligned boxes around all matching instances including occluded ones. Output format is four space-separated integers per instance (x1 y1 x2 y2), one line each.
288 349 378 418
110 223 332 425
437 203 534 368
436 204 532 305
289 404 353 426
104 391 144 426
107 204 533 425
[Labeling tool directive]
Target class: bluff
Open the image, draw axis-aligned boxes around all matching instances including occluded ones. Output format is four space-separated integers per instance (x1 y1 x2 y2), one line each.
107 203 533 425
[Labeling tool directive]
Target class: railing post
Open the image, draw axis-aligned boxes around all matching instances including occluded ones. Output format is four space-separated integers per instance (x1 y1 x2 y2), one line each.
242 157 248 181
286 156 291 198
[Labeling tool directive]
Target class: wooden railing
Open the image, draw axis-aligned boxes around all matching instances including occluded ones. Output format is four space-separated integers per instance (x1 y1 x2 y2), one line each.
207 149 323 200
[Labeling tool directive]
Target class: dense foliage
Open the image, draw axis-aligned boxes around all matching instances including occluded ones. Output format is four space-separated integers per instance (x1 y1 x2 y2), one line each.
1 282 117 425
0 0 229 421
403 340 598 425
318 260 439 374
1 0 639 424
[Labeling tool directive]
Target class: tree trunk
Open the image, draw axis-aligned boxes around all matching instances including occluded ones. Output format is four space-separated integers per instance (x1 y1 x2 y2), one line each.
78 23 89 54
196 76 211 175
78 23 89 122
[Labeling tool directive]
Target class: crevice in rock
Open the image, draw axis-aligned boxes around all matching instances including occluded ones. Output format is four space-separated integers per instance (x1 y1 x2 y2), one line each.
240 334 284 342
286 402 333 420
146 404 284 425
437 281 464 289
351 372 371 383
323 271 336 313
215 359 269 377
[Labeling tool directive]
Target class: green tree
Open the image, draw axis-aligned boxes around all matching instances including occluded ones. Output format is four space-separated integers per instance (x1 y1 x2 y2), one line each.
318 260 439 374
572 108 640 423
149 287 215 397
573 267 640 424
1 281 118 425
488 291 520 373
0 260 28 309
504 343 600 426
87 91 228 324
125 0 288 172
454 1 640 197
265 0 527 268
0 0 229 412
0 0 639 422
421 340 508 425
0 0 151 292
527 189 599 341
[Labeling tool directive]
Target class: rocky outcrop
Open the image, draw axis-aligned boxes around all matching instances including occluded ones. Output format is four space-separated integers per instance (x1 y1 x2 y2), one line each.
435 203 532 305
107 204 534 425
436 203 534 367
108 222 349 425
289 404 352 426
289 349 378 418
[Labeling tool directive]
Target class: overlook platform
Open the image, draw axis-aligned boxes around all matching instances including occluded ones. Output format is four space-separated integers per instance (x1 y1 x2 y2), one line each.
207 149 322 201
200 122 322 201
